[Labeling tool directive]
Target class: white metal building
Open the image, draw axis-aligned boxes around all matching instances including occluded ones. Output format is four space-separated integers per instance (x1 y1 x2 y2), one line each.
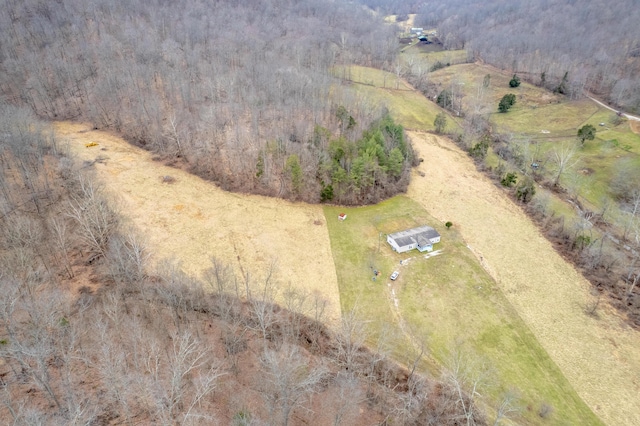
387 225 441 253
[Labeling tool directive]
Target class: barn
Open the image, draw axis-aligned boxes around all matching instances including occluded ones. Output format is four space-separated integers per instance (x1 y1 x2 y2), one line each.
387 225 441 253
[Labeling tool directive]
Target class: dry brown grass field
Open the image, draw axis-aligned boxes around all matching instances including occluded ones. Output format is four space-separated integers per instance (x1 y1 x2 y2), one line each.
406 130 640 426
55 122 342 323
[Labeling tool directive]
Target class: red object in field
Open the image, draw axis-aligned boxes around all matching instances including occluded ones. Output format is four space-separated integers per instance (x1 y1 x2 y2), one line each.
338 213 347 221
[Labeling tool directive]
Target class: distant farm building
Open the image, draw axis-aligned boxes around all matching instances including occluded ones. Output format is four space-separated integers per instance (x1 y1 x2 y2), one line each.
387 225 441 253
410 27 424 35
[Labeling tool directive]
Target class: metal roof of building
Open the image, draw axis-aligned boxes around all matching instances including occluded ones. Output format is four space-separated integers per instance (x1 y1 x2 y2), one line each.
388 225 440 248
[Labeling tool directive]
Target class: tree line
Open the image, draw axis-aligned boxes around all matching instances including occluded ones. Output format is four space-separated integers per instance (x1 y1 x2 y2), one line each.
0 0 413 205
0 106 490 424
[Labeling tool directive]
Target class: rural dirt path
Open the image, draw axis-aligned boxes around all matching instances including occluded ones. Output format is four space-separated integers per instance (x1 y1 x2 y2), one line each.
55 122 342 323
406 131 640 426
587 95 640 122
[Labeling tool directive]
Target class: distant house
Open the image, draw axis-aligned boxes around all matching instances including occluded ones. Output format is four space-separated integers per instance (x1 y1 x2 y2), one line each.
387 225 441 253
410 27 424 34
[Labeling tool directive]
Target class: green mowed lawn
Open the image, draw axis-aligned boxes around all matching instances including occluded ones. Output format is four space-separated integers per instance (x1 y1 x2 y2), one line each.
324 196 601 425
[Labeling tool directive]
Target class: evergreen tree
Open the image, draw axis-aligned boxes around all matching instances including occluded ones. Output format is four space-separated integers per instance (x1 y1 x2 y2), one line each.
498 94 517 113
437 89 453 109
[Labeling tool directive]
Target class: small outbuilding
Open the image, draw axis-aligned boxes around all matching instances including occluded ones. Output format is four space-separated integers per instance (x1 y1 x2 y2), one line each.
387 225 441 253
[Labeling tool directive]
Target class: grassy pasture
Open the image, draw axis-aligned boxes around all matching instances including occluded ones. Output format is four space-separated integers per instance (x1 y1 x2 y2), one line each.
335 65 452 131
428 62 640 215
329 63 634 423
429 63 561 113
335 65 413 90
324 197 601 425
495 109 640 212
491 98 598 137
402 48 469 66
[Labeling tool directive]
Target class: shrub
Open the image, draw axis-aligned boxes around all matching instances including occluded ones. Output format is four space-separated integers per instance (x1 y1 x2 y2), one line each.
469 135 491 159
509 74 521 87
538 402 554 419
434 112 447 134
516 177 536 203
483 74 491 88
430 61 448 72
501 172 517 187
498 94 517 113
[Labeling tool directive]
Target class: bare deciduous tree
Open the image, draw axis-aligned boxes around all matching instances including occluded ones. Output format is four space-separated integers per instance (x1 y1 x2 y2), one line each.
66 174 119 257
552 141 579 186
493 389 520 426
260 344 328 426
442 348 488 426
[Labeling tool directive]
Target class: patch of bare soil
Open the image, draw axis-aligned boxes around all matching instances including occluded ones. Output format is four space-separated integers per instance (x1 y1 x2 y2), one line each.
55 122 342 323
406 131 640 426
630 120 640 134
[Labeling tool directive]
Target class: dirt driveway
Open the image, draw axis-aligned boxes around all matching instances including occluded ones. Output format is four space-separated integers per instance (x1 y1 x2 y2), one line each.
56 122 341 323
406 131 640 426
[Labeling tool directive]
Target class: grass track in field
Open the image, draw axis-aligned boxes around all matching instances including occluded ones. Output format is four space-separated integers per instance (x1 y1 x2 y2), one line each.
324 196 602 425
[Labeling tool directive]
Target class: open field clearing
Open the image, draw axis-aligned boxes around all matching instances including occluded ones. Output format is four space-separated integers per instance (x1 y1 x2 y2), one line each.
54 122 342 323
491 98 599 137
338 65 457 132
430 63 640 150
430 62 640 213
406 131 640 426
430 63 561 112
336 65 413 90
403 48 469 66
324 198 599 425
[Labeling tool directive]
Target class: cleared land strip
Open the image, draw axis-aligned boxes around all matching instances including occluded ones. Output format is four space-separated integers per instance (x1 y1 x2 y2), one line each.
406 131 640 426
55 122 342 323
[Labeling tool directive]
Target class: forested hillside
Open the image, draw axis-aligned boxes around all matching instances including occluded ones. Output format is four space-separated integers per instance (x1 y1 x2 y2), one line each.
414 0 640 112
0 0 414 204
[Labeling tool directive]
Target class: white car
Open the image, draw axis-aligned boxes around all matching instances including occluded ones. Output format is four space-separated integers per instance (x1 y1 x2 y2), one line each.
390 271 399 281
